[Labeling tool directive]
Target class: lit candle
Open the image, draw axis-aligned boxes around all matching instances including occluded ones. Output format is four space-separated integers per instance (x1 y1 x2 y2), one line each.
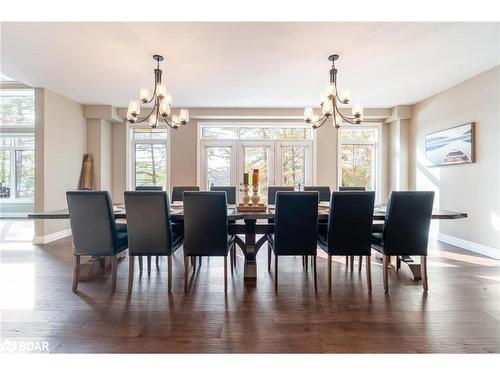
243 173 249 185
252 171 259 185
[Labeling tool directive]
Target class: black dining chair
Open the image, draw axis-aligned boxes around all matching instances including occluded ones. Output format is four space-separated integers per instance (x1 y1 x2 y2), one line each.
317 192 375 292
171 186 199 203
135 186 163 191
124 191 184 293
267 192 319 293
210 186 236 205
183 192 235 293
304 186 331 202
267 186 295 225
371 191 435 292
339 186 366 191
66 191 128 293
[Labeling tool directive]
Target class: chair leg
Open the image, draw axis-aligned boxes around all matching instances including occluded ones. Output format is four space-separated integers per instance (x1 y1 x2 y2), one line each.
328 255 332 293
230 246 234 270
396 256 401 271
345 256 349 269
184 256 189 293
192 256 197 272
313 255 317 291
224 256 228 293
366 256 372 292
167 255 173 293
305 255 308 273
138 256 143 272
421 256 428 292
358 256 363 272
147 256 151 274
128 255 135 293
350 256 354 272
268 246 272 272
232 242 236 267
302 255 305 268
156 256 160 268
199 256 202 266
111 255 118 293
72 255 80 292
383 255 389 293
274 255 278 294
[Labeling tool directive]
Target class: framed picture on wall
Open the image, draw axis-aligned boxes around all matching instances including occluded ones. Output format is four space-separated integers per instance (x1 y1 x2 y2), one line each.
425 122 475 166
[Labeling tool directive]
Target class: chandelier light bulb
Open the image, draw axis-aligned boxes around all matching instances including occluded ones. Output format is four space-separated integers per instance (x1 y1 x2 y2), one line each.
128 100 140 116
304 107 314 122
159 100 171 116
179 109 189 124
165 93 173 106
311 114 319 123
139 88 150 103
352 102 363 117
326 84 336 99
340 89 351 104
149 112 158 127
321 100 333 115
172 114 179 124
157 84 167 99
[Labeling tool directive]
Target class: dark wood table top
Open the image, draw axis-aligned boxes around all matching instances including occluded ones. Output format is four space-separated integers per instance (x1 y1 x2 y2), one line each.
27 204 468 221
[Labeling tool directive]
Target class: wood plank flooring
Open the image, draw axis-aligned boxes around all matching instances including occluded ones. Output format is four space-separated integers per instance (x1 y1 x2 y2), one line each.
1 220 499 353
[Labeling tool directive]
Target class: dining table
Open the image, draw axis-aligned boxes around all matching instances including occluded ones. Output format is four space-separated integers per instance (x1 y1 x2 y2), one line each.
29 203 467 286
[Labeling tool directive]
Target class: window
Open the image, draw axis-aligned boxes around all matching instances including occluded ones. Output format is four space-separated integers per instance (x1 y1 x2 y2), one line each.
130 128 169 189
0 89 35 126
199 124 313 199
0 135 35 200
338 125 382 199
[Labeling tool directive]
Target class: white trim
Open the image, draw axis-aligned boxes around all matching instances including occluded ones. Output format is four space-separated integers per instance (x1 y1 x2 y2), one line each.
437 233 500 260
33 228 72 245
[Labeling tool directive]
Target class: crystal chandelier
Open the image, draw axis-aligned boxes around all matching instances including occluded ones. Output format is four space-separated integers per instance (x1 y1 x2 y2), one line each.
127 55 189 129
304 54 364 129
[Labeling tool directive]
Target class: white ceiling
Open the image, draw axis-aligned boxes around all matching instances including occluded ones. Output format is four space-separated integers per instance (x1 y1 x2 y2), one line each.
1 22 499 108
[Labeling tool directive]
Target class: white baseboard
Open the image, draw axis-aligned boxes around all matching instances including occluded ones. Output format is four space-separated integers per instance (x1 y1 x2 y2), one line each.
33 228 72 245
437 233 500 260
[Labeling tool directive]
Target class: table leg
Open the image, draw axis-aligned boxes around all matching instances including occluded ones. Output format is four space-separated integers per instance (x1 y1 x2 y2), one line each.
243 219 257 286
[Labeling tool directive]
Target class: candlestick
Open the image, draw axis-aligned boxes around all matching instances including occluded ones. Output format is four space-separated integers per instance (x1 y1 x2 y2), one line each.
252 171 259 185
243 172 249 185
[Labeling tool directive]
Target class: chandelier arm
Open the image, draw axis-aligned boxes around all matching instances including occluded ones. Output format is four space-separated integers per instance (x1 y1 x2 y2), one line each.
143 81 158 104
336 110 359 125
132 102 158 124
159 116 175 129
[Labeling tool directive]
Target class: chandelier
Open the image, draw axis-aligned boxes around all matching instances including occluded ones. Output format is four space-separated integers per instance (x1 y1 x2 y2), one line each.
127 55 189 129
304 54 364 129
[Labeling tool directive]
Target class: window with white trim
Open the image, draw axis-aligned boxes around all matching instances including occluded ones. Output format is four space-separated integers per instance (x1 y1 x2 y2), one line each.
130 128 169 190
338 125 382 200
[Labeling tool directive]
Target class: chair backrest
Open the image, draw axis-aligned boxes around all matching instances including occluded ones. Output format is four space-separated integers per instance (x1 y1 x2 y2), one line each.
274 192 319 256
171 186 199 202
383 191 435 256
124 191 174 256
183 192 229 256
210 186 236 204
135 186 163 191
326 191 375 255
267 186 294 205
304 186 331 202
339 186 366 191
66 191 117 255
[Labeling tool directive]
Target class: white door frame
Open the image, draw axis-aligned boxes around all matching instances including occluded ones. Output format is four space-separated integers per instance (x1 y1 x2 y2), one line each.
199 139 237 190
275 140 313 188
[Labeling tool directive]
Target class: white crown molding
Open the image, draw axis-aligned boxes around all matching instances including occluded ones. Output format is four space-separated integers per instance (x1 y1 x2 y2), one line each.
438 233 500 260
33 229 72 245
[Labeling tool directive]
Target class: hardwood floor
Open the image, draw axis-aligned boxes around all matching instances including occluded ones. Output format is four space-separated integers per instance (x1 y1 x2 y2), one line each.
1 220 499 353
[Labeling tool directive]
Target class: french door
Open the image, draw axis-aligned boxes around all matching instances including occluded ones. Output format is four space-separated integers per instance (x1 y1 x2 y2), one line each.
201 139 312 202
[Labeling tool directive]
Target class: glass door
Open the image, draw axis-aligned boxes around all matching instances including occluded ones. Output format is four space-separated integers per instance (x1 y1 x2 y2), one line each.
200 140 237 190
238 141 274 203
275 141 312 190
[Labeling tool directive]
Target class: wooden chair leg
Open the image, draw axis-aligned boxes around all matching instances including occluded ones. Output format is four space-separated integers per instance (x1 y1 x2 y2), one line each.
230 246 234 270
167 255 172 292
328 255 332 293
72 255 80 292
232 243 236 266
184 256 189 293
224 256 228 293
111 255 117 293
268 246 272 272
138 256 143 272
345 256 349 269
274 255 278 294
128 255 134 293
192 256 197 272
396 256 401 271
366 256 372 292
358 256 363 272
350 256 354 272
156 256 160 268
313 255 317 290
147 256 151 274
302 255 305 268
199 256 202 266
421 255 428 292
383 255 389 293
305 255 308 273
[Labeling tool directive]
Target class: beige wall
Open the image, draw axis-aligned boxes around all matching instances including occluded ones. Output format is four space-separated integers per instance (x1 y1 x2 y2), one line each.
86 119 113 191
409 65 500 251
34 88 86 239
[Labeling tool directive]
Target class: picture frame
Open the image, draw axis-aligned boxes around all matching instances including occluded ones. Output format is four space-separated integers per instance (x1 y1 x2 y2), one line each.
425 122 475 166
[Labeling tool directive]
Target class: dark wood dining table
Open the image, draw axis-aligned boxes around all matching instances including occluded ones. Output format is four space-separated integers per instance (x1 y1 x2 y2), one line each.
29 205 467 286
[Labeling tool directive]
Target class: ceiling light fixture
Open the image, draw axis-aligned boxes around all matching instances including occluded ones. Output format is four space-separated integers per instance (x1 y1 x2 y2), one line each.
304 54 364 130
127 55 189 129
